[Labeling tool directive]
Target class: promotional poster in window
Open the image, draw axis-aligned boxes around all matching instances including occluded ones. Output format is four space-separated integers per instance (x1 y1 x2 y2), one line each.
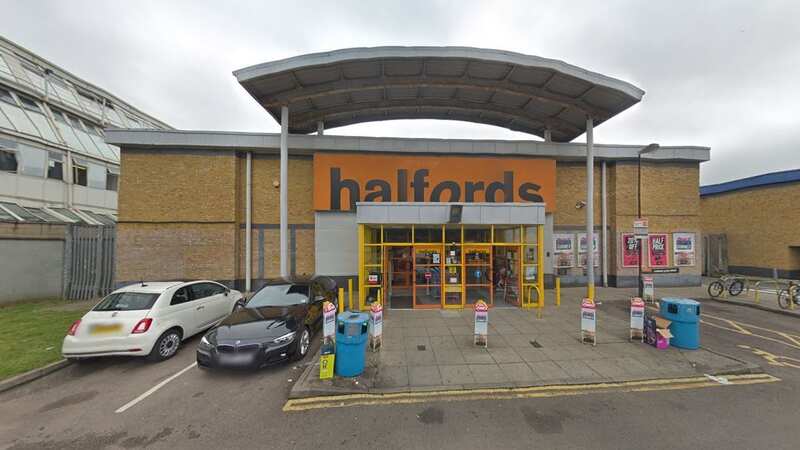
673 232 696 266
621 233 641 267
648 234 669 267
553 233 575 268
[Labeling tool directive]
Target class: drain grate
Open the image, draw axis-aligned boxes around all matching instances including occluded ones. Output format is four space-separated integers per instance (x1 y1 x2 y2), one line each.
529 340 542 348
417 345 427 351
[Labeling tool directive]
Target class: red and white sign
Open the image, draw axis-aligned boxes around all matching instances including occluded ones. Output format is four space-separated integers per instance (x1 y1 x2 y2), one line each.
648 234 669 267
474 299 489 346
424 271 432 281
630 297 645 331
581 299 596 334
621 233 641 267
368 273 379 285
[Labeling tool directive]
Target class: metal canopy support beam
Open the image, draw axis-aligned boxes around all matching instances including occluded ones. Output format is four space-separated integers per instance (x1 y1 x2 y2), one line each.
245 151 252 292
280 105 289 278
317 121 324 135
586 116 595 300
601 160 608 287
544 128 552 142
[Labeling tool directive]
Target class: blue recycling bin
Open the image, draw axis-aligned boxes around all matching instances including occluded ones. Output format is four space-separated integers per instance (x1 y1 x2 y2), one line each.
334 312 369 377
659 297 701 349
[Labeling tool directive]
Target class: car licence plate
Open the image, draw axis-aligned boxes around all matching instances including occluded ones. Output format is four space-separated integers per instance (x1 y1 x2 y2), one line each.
219 353 255 366
90 323 123 335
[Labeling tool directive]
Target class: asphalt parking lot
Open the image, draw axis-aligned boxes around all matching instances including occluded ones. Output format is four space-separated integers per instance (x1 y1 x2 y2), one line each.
1 296 799 450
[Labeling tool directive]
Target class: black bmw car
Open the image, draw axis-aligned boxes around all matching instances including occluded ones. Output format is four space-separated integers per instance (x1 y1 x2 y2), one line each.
196 276 337 369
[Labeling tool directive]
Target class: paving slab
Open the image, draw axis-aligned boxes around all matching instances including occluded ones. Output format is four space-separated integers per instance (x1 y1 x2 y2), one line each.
289 294 761 399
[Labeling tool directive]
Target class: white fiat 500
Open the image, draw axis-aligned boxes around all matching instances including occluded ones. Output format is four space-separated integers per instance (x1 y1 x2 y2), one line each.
63 281 243 362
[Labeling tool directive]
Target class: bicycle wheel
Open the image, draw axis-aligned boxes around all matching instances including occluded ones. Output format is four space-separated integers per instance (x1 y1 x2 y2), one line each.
729 280 744 296
708 281 724 298
777 290 790 309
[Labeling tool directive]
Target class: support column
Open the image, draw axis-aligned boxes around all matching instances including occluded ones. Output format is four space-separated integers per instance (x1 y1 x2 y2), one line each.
280 106 289 278
317 121 324 136
245 151 252 292
585 117 595 300
601 160 608 287
544 128 552 142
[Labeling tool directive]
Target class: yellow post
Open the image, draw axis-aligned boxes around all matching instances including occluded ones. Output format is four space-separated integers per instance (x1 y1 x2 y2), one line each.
348 278 353 311
754 281 760 304
537 225 544 304
357 224 365 309
377 288 382 305
338 287 345 313
555 277 561 307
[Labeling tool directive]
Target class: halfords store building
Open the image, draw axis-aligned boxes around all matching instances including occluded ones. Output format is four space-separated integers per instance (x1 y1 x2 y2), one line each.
106 47 709 309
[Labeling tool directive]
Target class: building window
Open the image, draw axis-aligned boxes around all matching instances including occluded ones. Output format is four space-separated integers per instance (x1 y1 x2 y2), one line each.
47 151 63 180
87 163 106 189
106 168 119 191
72 158 87 186
0 148 17 173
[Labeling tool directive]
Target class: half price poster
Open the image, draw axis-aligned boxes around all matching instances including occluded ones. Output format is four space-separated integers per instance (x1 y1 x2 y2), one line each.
648 234 669 267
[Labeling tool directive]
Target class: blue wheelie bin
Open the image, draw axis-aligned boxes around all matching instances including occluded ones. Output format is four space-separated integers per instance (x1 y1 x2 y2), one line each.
659 298 701 349
334 312 369 377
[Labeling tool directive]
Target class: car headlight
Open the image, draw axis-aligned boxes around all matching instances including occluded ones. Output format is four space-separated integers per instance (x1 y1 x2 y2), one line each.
272 331 296 345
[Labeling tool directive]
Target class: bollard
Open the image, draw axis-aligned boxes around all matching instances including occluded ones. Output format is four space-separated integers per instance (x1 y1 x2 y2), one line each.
754 281 760 304
348 278 353 311
555 277 561 307
338 287 345 313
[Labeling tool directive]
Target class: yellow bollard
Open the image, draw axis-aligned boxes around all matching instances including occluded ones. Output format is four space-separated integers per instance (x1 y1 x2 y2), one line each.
555 277 561 307
377 288 382 305
338 287 345 313
348 278 353 311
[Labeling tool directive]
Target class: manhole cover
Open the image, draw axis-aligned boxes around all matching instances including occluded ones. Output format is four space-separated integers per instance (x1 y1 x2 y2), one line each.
417 345 427 351
530 340 542 348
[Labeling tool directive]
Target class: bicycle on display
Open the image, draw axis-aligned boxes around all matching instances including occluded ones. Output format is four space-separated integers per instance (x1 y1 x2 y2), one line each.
708 275 745 298
777 280 799 310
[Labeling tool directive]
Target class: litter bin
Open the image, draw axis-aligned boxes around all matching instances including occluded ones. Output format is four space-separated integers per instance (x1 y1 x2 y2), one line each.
334 312 369 377
659 297 700 349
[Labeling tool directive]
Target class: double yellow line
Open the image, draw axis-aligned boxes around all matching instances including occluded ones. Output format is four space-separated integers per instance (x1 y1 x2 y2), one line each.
284 373 778 412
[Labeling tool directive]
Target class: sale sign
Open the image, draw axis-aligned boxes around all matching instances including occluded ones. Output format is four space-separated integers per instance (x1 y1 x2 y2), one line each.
621 233 641 267
648 234 669 267
673 232 696 266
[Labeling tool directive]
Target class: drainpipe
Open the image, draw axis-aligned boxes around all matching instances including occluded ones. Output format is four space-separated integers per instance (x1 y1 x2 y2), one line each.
279 106 289 278
245 151 252 293
585 117 595 300
601 161 608 287
317 121 324 136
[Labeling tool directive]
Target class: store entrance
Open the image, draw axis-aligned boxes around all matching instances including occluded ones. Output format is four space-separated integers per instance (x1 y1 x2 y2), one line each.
493 246 521 307
385 246 413 309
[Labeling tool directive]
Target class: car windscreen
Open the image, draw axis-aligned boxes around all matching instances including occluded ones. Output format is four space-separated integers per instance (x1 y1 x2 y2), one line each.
93 292 160 311
246 284 309 308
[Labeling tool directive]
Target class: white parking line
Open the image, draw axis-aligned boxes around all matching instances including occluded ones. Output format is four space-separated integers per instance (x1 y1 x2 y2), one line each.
115 362 197 414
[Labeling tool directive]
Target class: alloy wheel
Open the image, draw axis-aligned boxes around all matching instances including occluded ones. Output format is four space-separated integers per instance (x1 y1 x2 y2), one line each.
299 329 310 356
159 333 180 358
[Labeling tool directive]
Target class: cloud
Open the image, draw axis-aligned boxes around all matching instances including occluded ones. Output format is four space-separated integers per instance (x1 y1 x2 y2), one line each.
1 0 797 184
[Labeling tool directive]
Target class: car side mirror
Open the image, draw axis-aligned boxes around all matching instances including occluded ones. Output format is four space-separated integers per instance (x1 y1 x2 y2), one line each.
235 298 246 309
224 289 230 297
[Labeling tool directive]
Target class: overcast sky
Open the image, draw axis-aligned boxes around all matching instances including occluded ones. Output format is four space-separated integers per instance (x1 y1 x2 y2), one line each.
2 0 798 185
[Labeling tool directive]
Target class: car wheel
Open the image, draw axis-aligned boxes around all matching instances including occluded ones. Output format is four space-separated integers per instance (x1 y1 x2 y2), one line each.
292 327 311 361
147 329 182 362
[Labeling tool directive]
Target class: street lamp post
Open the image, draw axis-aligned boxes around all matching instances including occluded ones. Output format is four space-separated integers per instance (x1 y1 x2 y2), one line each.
637 143 659 297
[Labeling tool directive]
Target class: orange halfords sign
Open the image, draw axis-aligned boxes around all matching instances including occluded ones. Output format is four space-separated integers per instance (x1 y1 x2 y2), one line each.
313 153 556 212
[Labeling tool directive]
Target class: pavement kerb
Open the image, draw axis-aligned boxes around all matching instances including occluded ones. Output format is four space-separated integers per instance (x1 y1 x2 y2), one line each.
701 296 800 318
289 348 764 400
0 359 72 394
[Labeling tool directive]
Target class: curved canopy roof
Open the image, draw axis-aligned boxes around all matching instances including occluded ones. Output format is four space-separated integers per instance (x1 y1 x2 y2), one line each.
234 47 644 142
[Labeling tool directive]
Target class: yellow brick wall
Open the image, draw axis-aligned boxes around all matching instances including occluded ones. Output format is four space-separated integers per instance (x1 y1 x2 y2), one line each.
554 162 602 226
116 223 237 283
241 155 314 225
701 183 800 271
119 150 238 223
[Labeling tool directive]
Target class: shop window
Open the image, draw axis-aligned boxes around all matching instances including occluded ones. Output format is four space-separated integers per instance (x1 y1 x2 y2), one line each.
494 225 521 243
464 226 490 243
106 168 119 191
384 226 411 243
364 226 381 244
445 225 461 244
72 159 87 186
414 226 442 243
47 152 63 180
0 148 17 172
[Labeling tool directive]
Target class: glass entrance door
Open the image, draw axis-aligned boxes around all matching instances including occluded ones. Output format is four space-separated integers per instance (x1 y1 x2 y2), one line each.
386 246 413 309
493 246 521 306
464 246 492 305
413 245 443 308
